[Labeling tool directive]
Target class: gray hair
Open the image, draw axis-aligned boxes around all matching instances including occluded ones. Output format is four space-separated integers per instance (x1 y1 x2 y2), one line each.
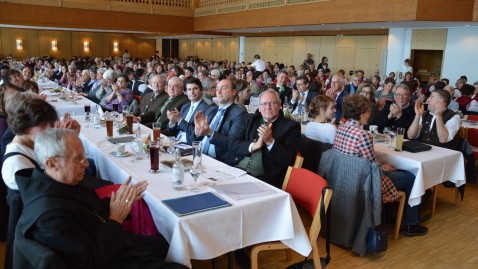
168 76 183 89
5 92 39 115
259 89 281 104
34 129 76 169
201 77 216 91
103 69 117 81
97 68 107 74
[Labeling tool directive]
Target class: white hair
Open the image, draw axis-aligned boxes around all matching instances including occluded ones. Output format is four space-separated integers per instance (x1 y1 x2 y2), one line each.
34 129 76 169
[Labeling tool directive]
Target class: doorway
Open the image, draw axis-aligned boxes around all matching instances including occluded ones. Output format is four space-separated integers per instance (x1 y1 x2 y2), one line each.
411 49 443 82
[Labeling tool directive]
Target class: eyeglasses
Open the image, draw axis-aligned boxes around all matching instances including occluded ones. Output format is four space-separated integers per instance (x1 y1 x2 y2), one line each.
394 93 409 98
331 81 340 84
53 154 88 165
259 101 279 107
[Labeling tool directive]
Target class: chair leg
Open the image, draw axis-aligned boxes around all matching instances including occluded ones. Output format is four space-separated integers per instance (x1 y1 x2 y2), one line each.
394 191 406 240
431 186 438 216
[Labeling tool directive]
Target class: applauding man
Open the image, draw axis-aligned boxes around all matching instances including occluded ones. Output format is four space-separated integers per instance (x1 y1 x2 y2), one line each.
231 89 301 188
407 89 461 149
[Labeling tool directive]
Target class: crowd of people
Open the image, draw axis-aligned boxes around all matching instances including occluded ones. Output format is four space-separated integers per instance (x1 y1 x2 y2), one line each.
0 51 476 267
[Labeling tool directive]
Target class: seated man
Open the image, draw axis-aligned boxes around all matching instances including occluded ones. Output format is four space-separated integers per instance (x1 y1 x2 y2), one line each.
133 75 168 123
154 77 189 136
15 128 186 269
408 89 461 150
373 83 415 137
290 76 318 115
167 77 210 143
193 79 247 166
201 77 217 106
231 89 301 188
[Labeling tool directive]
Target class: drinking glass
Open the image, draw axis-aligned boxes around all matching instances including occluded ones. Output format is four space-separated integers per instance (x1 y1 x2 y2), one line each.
130 138 144 163
369 125 378 136
190 141 202 192
126 113 134 134
388 131 396 149
114 111 124 127
395 127 405 152
105 114 113 138
167 136 178 155
149 140 160 173
112 103 119 112
383 127 391 146
152 123 161 141
122 105 129 117
84 104 91 127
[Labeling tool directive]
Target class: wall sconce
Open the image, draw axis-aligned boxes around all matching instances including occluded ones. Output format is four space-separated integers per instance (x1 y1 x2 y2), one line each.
83 41 89 52
113 42 119 52
51 40 58 51
16 39 23 50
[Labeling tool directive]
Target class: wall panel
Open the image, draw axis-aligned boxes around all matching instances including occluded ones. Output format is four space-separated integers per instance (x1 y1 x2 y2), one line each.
412 29 448 50
292 36 307 68
319 36 337 72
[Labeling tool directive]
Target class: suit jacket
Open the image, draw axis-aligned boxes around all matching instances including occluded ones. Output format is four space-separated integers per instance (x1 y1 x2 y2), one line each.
194 104 247 166
136 91 168 122
373 102 415 138
291 90 318 112
155 95 190 136
278 86 292 106
335 90 348 121
169 100 210 141
230 110 301 188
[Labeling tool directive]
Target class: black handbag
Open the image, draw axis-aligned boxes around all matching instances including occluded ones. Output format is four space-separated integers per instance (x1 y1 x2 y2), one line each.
366 163 388 254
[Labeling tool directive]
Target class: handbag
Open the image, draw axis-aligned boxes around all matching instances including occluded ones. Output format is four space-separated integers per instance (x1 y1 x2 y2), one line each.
366 163 388 254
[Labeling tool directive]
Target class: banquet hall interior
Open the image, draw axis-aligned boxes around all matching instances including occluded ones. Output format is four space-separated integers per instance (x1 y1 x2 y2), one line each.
1 0 478 268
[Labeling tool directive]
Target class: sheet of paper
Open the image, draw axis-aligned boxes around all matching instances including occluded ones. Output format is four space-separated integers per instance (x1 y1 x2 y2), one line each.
212 182 276 200
202 166 247 182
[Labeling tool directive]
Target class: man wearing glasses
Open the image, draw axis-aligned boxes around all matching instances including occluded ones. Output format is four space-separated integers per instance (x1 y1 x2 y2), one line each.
231 89 301 188
374 84 416 137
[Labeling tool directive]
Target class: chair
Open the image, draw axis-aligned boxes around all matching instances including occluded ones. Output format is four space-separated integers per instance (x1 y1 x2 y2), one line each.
465 114 478 121
13 226 66 269
293 154 304 168
298 134 333 173
392 191 406 240
250 167 333 269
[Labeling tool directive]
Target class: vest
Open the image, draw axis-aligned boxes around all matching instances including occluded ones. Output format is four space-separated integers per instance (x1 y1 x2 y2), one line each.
132 80 145 96
419 109 459 150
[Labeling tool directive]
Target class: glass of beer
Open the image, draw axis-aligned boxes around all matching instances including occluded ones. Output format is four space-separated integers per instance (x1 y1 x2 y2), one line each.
395 127 405 152
149 140 160 173
112 103 119 112
152 122 161 141
126 112 133 134
105 114 114 138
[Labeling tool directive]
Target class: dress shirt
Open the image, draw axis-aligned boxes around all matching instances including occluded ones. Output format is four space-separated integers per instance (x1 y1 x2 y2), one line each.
176 100 201 142
202 103 233 157
417 112 461 142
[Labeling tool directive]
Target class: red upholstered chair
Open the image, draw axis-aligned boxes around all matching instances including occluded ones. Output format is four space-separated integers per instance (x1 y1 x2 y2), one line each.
467 128 478 166
465 114 478 121
250 167 333 269
95 184 159 236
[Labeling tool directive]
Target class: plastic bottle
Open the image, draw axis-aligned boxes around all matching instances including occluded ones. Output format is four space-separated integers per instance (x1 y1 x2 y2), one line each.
172 148 184 190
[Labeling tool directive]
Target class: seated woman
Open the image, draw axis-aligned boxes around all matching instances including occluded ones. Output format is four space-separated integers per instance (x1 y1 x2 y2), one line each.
235 79 251 106
102 74 133 112
358 83 380 129
304 95 336 144
249 71 265 96
333 94 427 237
455 84 474 112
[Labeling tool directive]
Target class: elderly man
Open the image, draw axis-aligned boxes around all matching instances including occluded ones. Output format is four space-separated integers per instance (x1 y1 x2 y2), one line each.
325 73 348 123
201 77 217 106
374 84 416 136
193 79 247 165
231 89 300 188
290 76 318 115
15 129 186 269
167 77 210 143
133 75 169 125
154 77 189 135
444 85 459 111
408 89 461 150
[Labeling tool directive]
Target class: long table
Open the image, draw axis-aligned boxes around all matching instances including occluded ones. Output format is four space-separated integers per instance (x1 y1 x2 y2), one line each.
75 117 311 268
374 143 465 207
43 91 100 117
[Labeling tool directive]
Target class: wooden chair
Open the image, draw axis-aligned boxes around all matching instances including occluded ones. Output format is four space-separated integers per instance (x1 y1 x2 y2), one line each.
293 155 304 168
392 191 406 240
250 167 333 269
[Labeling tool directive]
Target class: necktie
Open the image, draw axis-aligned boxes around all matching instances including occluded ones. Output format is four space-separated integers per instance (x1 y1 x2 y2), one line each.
176 104 195 141
202 107 226 155
160 98 173 114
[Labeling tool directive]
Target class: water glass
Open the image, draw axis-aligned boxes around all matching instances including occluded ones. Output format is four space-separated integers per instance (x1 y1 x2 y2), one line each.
190 141 202 192
167 136 178 155
130 138 144 163
383 127 392 146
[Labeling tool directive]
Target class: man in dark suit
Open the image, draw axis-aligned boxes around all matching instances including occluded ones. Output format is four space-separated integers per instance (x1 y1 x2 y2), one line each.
154 77 189 136
231 89 301 188
326 73 348 124
372 83 415 137
274 70 291 105
167 77 210 143
290 76 318 115
193 79 247 166
132 75 168 125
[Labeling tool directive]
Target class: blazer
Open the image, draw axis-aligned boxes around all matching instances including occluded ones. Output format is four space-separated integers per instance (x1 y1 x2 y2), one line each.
155 95 190 136
194 104 247 166
169 99 210 141
136 91 169 123
230 110 301 188
335 90 348 121
291 90 318 112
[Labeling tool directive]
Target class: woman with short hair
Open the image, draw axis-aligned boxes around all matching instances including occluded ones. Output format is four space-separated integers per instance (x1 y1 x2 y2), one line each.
304 95 336 144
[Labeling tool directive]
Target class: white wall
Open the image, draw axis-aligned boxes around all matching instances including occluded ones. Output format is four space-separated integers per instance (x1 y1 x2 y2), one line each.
442 28 478 84
385 28 412 77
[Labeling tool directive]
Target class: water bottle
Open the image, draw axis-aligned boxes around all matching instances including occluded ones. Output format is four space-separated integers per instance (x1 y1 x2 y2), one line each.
172 148 184 190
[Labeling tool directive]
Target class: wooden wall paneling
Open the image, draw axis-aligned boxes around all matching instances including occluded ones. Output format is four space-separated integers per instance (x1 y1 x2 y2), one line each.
336 36 357 48
277 46 293 67
335 47 356 76
253 37 265 62
27 30 39 58
228 37 239 62
70 32 81 58
357 36 379 49
355 48 379 77
319 36 337 72
144 39 155 59
179 40 187 59
195 39 204 59
38 30 72 60
1 29 12 58
474 0 478 21
305 36 321 68
0 31 3 58
244 37 256 63
292 36 307 68
263 46 278 65
412 29 448 50
416 0 474 21
203 39 212 60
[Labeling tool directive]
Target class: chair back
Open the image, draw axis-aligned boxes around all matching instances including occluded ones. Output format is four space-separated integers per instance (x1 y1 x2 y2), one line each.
465 114 478 120
467 128 478 148
298 134 333 173
283 167 332 244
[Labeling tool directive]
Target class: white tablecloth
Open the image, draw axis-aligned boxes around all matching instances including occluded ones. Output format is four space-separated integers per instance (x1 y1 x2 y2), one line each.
76 117 311 268
374 143 465 207
37 79 58 89
46 95 100 117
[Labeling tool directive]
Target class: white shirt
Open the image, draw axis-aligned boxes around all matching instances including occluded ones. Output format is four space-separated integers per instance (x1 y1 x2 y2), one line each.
2 143 36 190
417 112 461 142
304 122 336 144
251 59 266 72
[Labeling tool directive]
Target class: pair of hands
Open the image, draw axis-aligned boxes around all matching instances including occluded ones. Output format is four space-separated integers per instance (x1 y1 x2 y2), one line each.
55 112 81 135
251 123 274 151
167 108 181 124
389 103 403 119
109 177 148 224
414 99 446 116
